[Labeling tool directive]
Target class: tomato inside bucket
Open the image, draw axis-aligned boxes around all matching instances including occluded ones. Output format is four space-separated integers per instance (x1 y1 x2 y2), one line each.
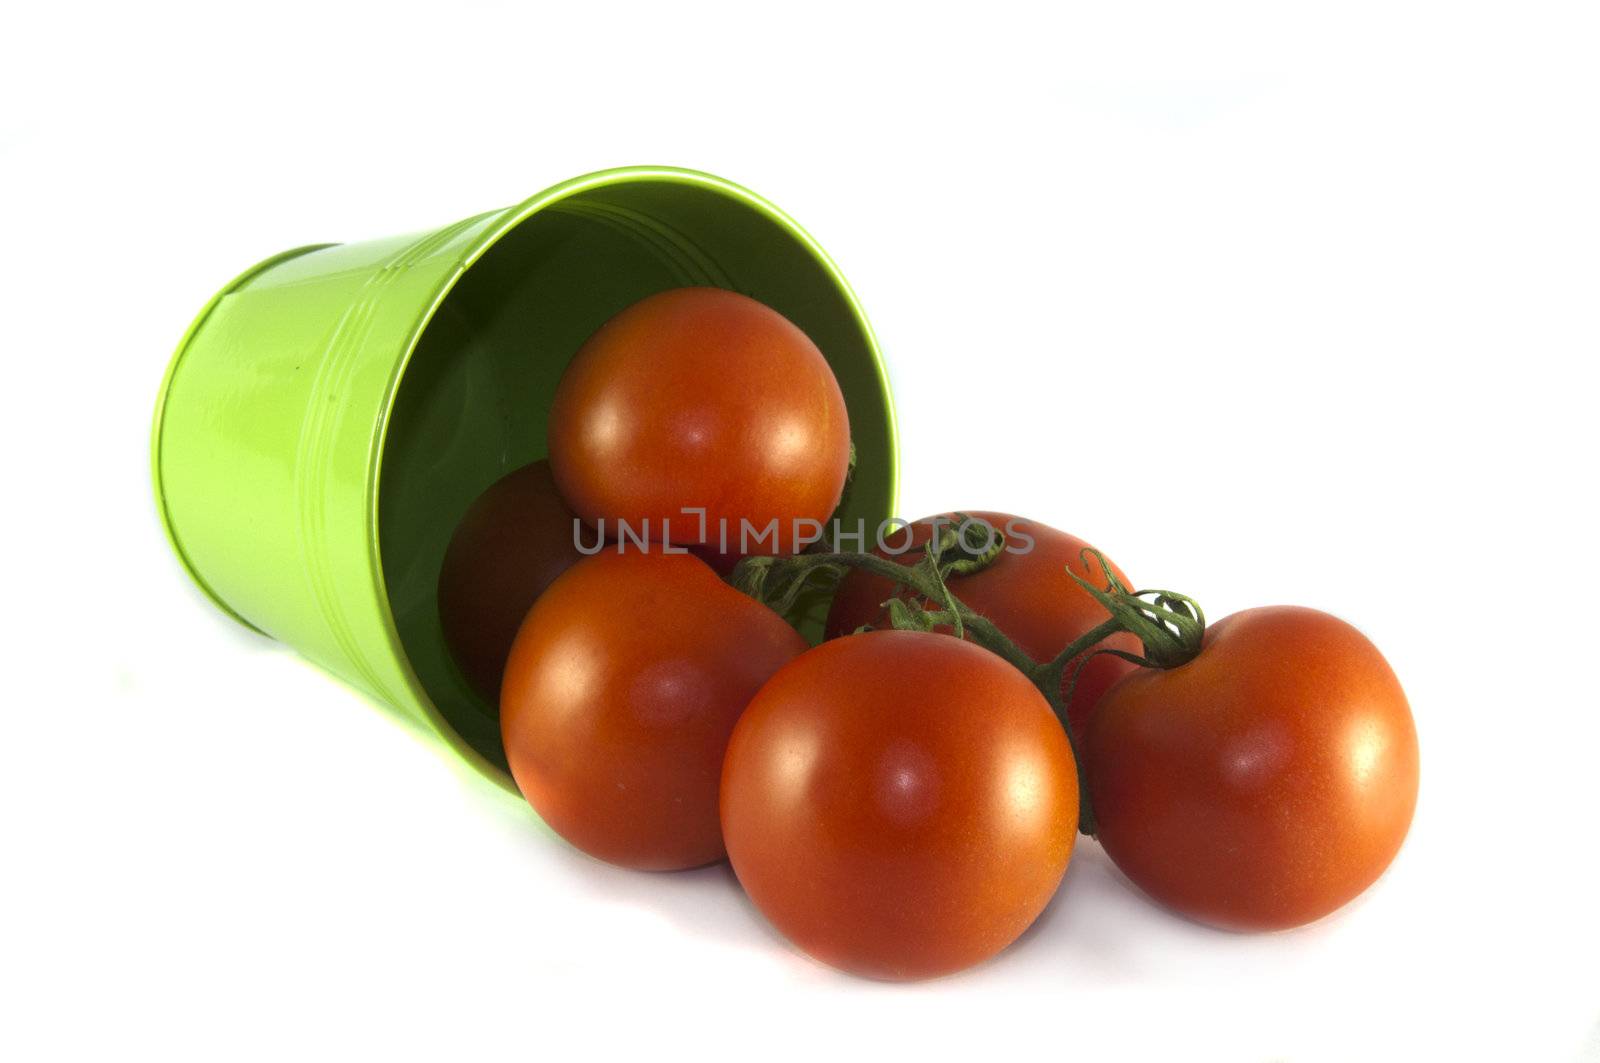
374 174 896 775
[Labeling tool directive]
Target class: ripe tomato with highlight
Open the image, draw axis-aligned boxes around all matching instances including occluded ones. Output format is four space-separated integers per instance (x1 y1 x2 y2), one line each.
721 630 1079 980
547 287 851 565
1087 606 1420 931
501 550 807 871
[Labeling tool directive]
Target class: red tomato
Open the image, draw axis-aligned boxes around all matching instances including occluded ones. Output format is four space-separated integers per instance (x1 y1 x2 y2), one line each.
1087 606 1419 931
547 287 851 562
721 630 1079 980
501 550 807 871
824 512 1139 739
437 460 585 702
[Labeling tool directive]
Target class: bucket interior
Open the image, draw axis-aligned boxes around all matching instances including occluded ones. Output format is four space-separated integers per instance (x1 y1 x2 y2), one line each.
377 179 894 773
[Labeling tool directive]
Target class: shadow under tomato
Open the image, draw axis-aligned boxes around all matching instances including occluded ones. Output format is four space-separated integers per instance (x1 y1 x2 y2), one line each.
980 838 1190 982
530 835 797 955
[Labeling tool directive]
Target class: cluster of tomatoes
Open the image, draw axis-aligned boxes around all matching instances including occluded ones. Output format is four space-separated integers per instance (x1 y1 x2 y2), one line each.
437 287 1420 981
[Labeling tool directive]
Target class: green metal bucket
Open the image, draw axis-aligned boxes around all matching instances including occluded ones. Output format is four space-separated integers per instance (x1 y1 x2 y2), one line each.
152 166 898 791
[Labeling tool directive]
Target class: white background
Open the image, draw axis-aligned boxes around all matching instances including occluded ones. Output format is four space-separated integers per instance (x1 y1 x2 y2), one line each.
4 2 1598 1060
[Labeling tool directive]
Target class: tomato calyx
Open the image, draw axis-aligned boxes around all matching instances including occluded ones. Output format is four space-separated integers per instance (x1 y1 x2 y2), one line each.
1062 565 1206 671
731 517 1208 836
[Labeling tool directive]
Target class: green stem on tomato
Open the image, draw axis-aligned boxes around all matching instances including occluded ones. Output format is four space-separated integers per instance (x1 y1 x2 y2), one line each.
730 516 1208 837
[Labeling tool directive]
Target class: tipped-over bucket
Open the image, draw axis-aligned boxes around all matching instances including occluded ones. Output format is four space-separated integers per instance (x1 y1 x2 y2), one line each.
152 166 898 789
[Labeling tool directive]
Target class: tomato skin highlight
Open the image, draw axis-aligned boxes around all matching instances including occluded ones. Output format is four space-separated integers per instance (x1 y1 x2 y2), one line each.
547 287 851 560
824 512 1140 738
436 461 586 703
1087 606 1419 931
721 630 1079 980
501 550 807 871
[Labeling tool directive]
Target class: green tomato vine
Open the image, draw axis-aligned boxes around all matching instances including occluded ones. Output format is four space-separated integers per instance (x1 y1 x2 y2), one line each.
731 516 1207 835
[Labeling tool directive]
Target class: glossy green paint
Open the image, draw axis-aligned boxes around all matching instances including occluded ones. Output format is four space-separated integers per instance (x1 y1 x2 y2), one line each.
152 166 898 790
